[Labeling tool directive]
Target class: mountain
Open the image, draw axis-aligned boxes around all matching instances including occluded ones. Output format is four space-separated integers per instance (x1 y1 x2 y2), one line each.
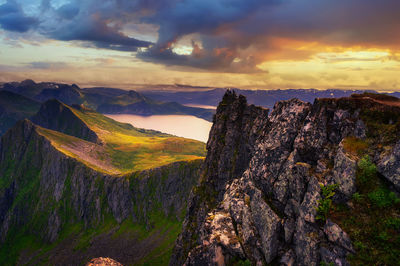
171 91 400 265
35 83 84 105
0 90 41 135
0 101 207 264
30 100 206 174
1 80 215 122
142 87 400 109
96 90 214 121
31 99 101 144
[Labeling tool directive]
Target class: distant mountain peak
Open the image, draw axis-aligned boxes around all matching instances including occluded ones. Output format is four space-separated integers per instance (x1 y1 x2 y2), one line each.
20 79 36 86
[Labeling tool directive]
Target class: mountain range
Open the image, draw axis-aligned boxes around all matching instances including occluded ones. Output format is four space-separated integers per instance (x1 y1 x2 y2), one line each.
0 80 215 136
142 86 400 109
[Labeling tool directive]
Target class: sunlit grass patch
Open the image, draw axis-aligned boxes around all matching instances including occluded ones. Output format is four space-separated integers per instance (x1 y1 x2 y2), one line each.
343 136 369 157
35 105 206 174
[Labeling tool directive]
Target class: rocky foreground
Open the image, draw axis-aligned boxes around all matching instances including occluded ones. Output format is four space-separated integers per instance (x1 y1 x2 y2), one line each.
171 91 400 265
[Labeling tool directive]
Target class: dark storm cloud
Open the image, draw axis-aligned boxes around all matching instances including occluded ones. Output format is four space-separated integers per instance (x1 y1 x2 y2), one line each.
47 13 152 52
136 0 280 72
56 3 79 19
0 0 38 32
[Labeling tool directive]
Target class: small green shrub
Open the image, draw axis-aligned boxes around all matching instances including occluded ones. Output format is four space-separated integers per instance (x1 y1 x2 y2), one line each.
320 262 334 266
354 240 367 250
357 155 377 184
368 188 400 208
384 217 400 230
378 231 389 241
352 192 363 202
316 184 338 221
237 259 252 266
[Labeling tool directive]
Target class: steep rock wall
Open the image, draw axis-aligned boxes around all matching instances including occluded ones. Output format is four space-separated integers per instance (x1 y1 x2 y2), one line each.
0 119 202 244
171 91 400 266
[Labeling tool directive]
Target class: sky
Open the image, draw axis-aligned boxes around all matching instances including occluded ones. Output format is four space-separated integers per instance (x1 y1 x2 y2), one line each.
0 0 400 90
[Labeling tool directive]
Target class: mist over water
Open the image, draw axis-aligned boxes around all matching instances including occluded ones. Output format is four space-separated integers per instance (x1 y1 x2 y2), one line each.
105 114 213 142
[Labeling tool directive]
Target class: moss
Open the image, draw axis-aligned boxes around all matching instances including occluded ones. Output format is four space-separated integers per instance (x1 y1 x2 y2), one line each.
331 157 400 265
342 136 369 157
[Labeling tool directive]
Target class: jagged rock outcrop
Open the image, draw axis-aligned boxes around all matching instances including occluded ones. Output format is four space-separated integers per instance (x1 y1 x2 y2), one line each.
171 91 400 265
31 99 101 144
377 141 400 192
0 119 202 245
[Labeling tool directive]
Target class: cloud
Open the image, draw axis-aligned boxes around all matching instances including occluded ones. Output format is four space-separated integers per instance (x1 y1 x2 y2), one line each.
0 0 38 32
47 13 152 51
1 0 400 73
56 3 80 19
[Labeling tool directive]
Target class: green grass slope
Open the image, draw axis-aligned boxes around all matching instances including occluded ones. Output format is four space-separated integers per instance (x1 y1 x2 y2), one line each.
35 102 206 174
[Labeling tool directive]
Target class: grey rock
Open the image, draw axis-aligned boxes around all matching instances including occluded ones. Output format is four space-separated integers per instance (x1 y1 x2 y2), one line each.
293 217 320 266
377 141 400 191
320 246 349 266
324 219 354 253
280 249 296 266
332 143 357 200
249 188 282 263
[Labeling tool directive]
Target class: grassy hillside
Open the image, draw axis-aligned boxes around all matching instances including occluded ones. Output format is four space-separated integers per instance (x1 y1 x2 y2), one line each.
0 90 41 135
36 103 206 174
0 119 203 265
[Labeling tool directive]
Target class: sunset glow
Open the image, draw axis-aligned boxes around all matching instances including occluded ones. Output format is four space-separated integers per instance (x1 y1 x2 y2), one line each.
1 0 399 90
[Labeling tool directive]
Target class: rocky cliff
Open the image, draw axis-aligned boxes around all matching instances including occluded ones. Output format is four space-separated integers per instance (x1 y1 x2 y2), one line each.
0 120 203 264
171 91 400 265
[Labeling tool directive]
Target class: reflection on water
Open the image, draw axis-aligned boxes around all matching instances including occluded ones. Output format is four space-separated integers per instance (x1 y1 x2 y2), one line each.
105 114 213 143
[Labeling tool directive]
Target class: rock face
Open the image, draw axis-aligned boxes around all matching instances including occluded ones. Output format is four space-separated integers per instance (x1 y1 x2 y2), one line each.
0 119 202 244
377 141 400 192
31 99 101 144
171 91 400 265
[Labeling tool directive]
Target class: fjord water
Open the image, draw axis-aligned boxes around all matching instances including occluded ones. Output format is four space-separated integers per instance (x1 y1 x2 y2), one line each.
183 104 217 110
105 114 213 142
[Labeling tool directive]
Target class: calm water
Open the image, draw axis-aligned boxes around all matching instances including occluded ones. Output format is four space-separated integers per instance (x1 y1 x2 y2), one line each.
105 114 213 143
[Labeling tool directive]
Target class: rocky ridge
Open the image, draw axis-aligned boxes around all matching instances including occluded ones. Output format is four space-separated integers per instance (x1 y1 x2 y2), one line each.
171 91 400 265
0 119 202 264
